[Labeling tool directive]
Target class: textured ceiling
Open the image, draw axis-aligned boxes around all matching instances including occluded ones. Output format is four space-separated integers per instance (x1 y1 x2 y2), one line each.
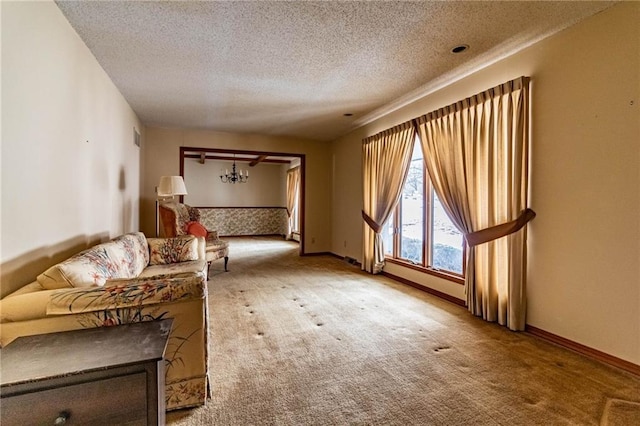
55 1 615 142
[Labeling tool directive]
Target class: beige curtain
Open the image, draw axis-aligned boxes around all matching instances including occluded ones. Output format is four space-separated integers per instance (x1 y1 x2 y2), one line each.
286 167 300 240
415 76 534 330
362 122 416 274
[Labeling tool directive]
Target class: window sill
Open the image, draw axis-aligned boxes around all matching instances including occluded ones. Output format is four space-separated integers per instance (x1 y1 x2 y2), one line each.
384 257 465 285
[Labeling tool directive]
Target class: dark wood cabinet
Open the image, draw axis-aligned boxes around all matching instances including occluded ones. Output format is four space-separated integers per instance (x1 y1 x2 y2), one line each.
1 320 172 426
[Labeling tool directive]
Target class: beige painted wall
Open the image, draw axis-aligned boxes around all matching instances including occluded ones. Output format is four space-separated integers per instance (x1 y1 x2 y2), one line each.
142 127 331 253
184 158 286 207
331 2 639 364
1 1 142 297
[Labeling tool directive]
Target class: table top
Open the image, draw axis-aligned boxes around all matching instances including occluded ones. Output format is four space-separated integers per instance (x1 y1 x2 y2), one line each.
0 319 172 388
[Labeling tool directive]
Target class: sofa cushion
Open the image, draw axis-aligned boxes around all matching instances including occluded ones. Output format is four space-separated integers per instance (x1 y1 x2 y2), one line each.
148 236 199 265
46 274 206 316
111 232 149 276
37 233 150 290
37 242 118 289
59 241 126 287
138 259 208 279
37 264 73 290
35 233 205 290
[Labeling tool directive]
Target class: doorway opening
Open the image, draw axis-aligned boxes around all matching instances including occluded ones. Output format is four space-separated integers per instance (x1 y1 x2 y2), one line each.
179 147 306 255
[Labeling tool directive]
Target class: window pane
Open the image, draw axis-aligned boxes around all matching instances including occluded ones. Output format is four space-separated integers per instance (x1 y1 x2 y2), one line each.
382 216 394 256
292 191 300 232
431 193 464 274
292 204 299 232
400 144 424 263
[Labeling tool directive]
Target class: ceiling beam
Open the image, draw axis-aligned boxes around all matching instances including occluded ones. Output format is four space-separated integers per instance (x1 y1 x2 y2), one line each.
183 153 290 164
249 155 268 167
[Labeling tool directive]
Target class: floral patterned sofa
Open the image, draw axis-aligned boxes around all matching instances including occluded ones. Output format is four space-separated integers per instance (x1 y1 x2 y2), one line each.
0 232 210 411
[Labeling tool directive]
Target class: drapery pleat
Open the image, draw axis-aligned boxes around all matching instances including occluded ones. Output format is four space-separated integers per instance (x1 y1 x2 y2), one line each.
362 122 416 274
415 76 533 330
286 167 300 240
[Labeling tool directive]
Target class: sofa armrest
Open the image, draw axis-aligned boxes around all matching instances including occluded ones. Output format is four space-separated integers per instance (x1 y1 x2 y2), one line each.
1 289 60 323
47 273 205 315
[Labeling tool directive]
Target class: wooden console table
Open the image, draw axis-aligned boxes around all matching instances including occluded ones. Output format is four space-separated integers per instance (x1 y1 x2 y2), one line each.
0 319 172 426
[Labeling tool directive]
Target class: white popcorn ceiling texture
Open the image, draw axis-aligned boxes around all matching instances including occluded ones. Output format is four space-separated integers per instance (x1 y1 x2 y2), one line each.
55 1 615 142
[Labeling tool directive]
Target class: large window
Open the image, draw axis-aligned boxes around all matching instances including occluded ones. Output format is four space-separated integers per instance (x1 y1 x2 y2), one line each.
384 137 465 279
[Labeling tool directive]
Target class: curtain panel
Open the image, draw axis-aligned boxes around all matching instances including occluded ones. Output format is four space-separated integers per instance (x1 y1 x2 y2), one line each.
361 122 416 274
415 76 533 330
286 167 300 240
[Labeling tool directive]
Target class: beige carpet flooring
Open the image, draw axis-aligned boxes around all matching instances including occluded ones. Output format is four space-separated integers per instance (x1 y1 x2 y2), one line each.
167 237 640 425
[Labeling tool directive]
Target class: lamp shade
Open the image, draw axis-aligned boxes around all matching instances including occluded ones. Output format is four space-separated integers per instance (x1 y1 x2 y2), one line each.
157 176 188 197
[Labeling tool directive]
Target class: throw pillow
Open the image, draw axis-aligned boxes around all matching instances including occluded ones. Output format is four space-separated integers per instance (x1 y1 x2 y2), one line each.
148 236 199 265
186 221 208 238
37 235 147 289
42 243 119 288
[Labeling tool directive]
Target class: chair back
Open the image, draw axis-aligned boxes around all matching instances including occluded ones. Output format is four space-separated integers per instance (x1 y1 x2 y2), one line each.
158 202 199 237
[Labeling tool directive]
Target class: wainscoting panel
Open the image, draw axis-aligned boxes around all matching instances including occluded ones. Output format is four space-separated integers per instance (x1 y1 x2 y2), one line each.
197 207 288 237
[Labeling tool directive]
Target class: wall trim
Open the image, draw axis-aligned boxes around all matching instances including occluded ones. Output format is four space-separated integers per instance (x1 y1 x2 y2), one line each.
381 271 466 307
220 234 286 238
302 251 333 257
194 206 287 210
377 265 640 377
385 257 464 285
324 252 640 376
525 325 640 376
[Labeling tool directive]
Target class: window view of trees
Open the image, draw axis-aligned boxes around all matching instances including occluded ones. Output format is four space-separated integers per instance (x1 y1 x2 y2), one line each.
384 138 465 277
400 148 424 263
431 193 464 274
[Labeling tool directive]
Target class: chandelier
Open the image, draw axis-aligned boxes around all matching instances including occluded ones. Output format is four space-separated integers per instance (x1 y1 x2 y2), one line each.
220 159 248 184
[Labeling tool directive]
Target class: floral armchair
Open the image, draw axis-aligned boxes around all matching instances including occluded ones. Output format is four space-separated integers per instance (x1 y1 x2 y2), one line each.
159 202 229 274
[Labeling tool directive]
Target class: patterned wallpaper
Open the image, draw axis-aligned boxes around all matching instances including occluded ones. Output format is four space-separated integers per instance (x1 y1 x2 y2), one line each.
197 207 288 236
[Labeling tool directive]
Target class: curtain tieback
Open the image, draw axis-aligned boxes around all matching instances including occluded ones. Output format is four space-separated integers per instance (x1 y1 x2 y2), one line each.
465 208 536 247
362 211 382 234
